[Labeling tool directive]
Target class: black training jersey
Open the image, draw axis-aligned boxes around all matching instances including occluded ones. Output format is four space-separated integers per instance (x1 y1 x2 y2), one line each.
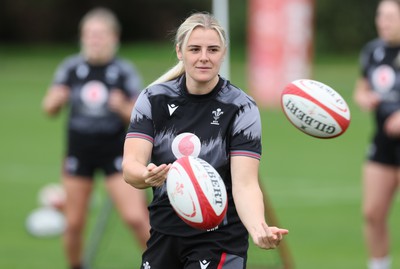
126 75 262 237
52 54 142 135
360 38 400 127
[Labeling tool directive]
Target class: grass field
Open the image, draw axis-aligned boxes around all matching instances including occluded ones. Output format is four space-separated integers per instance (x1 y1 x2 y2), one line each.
1 43 400 269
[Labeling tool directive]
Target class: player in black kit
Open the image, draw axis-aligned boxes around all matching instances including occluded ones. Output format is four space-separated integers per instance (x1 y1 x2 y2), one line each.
42 7 150 269
354 1 400 268
122 12 288 269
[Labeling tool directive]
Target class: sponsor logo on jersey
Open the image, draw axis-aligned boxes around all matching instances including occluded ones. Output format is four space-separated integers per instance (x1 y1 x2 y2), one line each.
105 65 119 84
168 103 179 116
199 260 211 269
76 63 89 79
373 47 385 62
80 80 108 109
171 133 201 159
372 64 395 94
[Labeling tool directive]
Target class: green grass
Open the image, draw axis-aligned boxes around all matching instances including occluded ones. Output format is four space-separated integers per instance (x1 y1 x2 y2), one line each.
1 43 399 269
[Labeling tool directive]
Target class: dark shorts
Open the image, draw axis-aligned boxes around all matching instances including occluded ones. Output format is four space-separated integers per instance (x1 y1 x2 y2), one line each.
63 130 125 178
367 132 400 166
139 229 248 269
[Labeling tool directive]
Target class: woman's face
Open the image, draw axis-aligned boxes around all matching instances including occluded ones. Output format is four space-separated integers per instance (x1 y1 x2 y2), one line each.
376 0 400 44
177 27 226 93
80 18 118 64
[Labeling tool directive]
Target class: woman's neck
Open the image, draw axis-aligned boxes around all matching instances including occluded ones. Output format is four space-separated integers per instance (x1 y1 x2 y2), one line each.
185 76 219 95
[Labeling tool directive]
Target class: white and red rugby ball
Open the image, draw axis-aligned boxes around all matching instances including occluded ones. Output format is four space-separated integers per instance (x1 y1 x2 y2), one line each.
281 79 351 138
166 156 228 230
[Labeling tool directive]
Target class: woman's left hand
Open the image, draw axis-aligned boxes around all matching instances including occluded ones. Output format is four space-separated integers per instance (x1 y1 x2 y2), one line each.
252 223 289 249
108 89 127 114
384 110 400 137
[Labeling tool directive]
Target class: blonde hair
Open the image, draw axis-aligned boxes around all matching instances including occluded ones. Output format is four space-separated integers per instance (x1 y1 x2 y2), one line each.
148 12 228 87
79 7 121 36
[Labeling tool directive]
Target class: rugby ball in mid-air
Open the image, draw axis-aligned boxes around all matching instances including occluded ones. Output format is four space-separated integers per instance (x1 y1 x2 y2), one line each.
281 79 351 138
166 156 227 230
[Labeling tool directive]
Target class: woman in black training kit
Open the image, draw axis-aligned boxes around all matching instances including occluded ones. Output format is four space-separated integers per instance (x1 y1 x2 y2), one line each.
42 7 150 269
354 0 400 268
122 12 288 269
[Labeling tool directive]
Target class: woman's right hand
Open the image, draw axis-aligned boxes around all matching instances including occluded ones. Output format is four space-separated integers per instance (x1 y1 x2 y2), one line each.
353 78 381 112
143 163 171 187
42 85 70 116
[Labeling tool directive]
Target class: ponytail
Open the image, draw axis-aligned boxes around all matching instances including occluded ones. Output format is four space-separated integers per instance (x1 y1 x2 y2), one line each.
147 61 185 87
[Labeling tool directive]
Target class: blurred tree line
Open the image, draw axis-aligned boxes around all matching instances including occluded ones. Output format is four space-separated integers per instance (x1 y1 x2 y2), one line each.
315 0 378 54
0 0 212 42
0 0 379 54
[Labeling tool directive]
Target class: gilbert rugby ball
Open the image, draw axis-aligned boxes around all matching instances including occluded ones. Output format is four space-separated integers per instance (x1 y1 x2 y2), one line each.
281 79 351 138
166 156 228 230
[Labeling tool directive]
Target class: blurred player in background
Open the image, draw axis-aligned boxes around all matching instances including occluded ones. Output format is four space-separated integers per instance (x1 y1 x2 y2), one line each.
42 7 150 269
354 0 400 268
122 12 288 269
